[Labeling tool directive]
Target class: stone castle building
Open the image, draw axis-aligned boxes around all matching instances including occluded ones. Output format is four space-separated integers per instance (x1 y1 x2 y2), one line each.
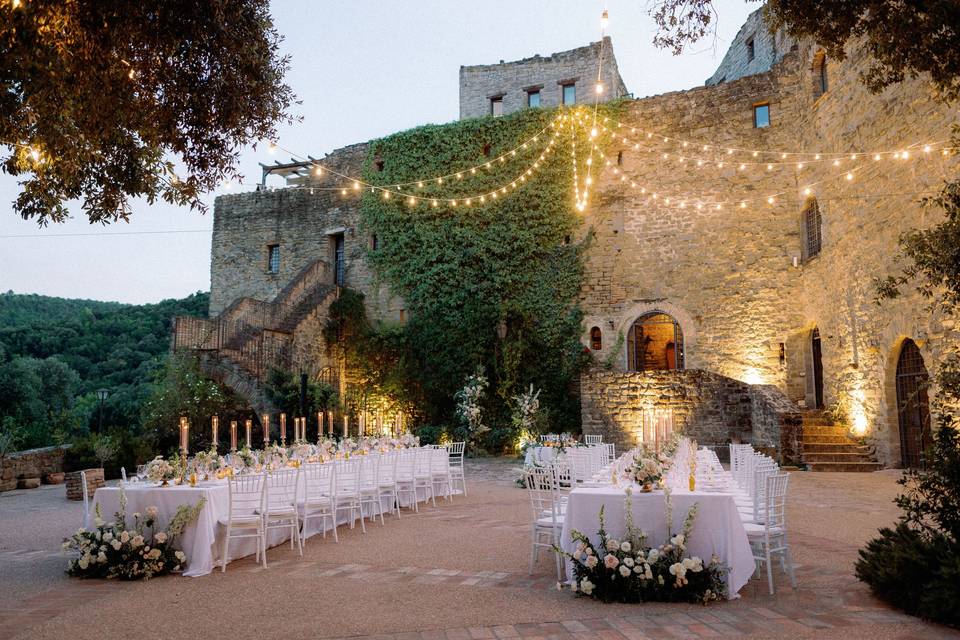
175 8 958 469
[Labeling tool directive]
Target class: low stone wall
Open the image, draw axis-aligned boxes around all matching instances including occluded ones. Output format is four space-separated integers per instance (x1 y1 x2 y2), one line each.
1 445 69 492
581 369 802 464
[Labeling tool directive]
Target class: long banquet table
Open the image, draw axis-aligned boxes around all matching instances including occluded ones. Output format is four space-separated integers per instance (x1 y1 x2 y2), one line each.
559 484 755 595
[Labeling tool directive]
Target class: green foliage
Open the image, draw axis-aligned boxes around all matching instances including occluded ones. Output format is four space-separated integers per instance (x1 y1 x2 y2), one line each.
855 426 960 627
140 353 245 455
353 106 608 447
262 367 337 418
0 291 209 448
1 0 294 223
0 416 23 462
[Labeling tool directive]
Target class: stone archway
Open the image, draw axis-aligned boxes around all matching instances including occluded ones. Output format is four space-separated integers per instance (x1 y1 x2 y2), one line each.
626 311 684 371
894 339 931 467
616 301 697 371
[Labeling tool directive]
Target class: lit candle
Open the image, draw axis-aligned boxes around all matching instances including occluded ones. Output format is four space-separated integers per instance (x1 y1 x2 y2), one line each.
263 414 270 445
280 413 286 445
230 420 238 451
245 419 252 448
179 416 189 454
317 411 323 441
327 411 333 437
211 415 219 450
359 412 365 436
342 415 348 438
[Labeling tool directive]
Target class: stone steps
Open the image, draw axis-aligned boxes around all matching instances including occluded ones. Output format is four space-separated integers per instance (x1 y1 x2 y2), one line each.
799 410 880 472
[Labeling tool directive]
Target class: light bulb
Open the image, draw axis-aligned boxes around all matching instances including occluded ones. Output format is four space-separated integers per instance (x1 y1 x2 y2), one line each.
846 172 853 180
353 181 360 190
600 9 609 31
314 166 322 176
590 128 598 138
28 147 40 162
767 196 775 204
595 83 604 95
267 142 277 154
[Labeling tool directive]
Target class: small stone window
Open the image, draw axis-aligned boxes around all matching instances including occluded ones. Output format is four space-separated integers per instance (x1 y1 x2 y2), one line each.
331 234 345 286
802 197 822 258
374 157 385 172
490 97 503 117
267 244 280 274
753 102 770 128
370 234 379 251
563 235 571 245
746 37 756 62
399 309 405 323
590 326 602 351
527 90 541 108
562 83 576 105
812 51 828 98
482 143 492 158
617 150 623 166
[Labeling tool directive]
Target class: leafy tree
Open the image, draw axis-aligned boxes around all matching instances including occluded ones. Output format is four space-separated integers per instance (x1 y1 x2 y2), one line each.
1 0 295 224
141 353 245 455
262 366 337 424
0 355 79 447
648 0 960 101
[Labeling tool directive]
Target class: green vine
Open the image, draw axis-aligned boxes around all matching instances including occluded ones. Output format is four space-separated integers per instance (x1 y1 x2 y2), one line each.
344 105 623 448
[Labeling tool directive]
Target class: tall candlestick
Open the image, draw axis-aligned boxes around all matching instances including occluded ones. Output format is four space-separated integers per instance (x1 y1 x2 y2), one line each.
211 415 219 450
327 411 333 437
245 419 252 448
359 412 365 436
179 416 189 455
342 415 348 438
317 412 323 441
280 413 286 445
263 414 270 445
230 420 238 452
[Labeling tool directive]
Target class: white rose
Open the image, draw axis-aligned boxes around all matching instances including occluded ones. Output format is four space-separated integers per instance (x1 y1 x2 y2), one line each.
620 541 631 553
154 532 167 544
146 506 159 519
119 531 130 544
606 539 620 552
623 557 635 568
580 578 595 595
102 532 113 542
175 551 186 562
584 555 598 568
78 558 89 570
131 535 144 548
147 549 162 560
111 540 121 551
97 552 107 563
647 549 659 562
618 565 631 577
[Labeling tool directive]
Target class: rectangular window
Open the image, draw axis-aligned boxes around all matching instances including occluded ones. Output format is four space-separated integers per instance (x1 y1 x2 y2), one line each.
370 234 379 251
527 90 540 108
333 234 345 286
753 103 770 128
746 37 756 62
562 83 576 105
267 244 280 274
490 97 503 117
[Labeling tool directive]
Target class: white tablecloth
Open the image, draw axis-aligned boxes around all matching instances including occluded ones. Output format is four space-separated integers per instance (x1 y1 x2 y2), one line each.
559 485 755 595
524 446 561 466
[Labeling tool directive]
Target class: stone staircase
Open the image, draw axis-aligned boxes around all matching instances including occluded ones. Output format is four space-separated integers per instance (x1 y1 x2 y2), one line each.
800 410 882 471
173 259 339 408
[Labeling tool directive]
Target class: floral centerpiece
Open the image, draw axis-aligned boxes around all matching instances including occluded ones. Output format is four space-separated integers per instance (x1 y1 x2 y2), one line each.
145 456 177 485
556 490 727 603
289 441 317 462
192 449 225 479
399 432 419 448
63 490 204 579
625 453 663 491
231 446 258 473
262 442 288 470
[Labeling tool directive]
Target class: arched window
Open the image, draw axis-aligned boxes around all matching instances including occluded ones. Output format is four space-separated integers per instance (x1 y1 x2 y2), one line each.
627 312 684 371
590 326 602 351
812 51 828 98
802 197 822 259
896 339 931 467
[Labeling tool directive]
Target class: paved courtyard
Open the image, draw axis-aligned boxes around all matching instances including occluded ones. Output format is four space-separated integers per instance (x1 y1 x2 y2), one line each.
0 458 956 640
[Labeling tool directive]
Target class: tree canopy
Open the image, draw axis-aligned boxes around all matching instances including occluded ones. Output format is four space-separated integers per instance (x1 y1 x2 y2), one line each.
649 0 960 101
1 0 295 224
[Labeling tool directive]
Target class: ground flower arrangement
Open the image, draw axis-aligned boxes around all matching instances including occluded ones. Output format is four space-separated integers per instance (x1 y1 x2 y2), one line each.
63 490 204 579
557 490 727 604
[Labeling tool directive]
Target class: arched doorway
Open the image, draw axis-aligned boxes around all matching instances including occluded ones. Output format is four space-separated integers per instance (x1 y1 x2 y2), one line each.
811 328 824 409
895 339 931 467
627 312 684 371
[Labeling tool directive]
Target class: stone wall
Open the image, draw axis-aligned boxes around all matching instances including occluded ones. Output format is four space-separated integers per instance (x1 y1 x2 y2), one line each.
459 37 629 120
704 7 794 86
1 445 68 492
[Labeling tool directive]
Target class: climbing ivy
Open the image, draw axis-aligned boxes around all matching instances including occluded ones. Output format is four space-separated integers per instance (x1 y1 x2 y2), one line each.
354 105 620 448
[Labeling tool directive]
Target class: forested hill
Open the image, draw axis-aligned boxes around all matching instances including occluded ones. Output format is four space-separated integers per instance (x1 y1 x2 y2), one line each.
0 291 209 448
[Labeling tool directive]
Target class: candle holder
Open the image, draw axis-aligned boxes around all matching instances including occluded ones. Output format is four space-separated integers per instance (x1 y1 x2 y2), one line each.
230 420 238 452
211 415 219 452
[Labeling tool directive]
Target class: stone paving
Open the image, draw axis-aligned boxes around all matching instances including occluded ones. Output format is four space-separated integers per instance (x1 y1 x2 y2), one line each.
1 459 957 640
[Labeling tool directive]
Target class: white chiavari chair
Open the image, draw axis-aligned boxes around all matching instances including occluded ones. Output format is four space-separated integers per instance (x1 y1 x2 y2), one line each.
430 447 453 502
261 468 302 557
604 442 616 464
745 473 796 594
335 458 366 532
358 454 385 526
394 449 419 513
301 462 337 544
414 447 436 507
446 441 466 496
584 434 603 444
376 451 401 518
219 472 267 571
525 466 564 580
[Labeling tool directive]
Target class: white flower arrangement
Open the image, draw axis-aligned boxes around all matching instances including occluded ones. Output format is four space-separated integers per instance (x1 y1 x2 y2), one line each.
455 367 489 446
145 456 176 484
63 490 204 580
